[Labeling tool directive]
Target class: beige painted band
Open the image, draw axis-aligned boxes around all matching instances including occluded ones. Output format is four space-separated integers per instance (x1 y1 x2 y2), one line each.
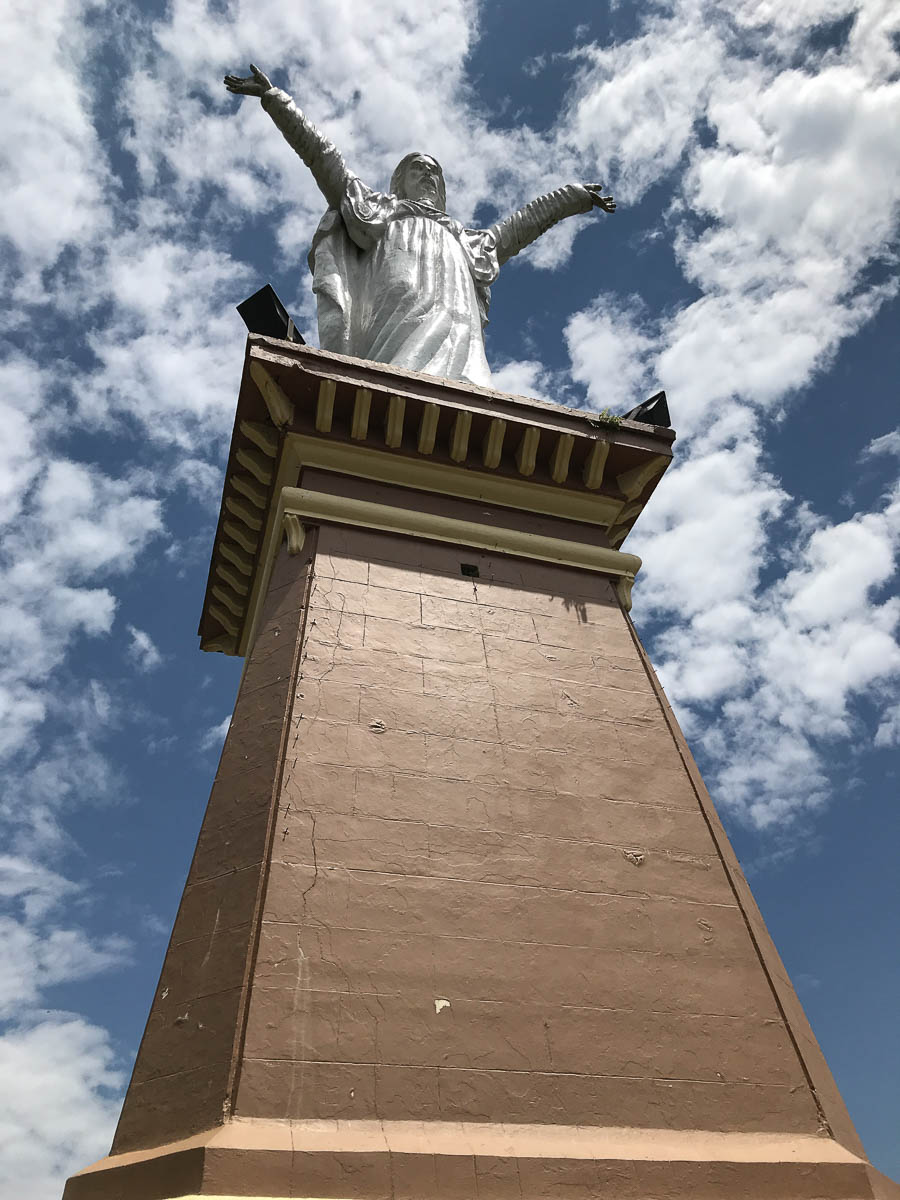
279 487 641 584
72 1117 863 1182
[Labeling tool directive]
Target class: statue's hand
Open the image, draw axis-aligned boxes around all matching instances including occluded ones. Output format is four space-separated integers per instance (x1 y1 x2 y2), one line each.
585 183 616 213
224 63 273 97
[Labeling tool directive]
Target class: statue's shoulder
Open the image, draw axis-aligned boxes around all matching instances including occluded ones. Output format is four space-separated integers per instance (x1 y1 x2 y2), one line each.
346 177 396 215
460 223 497 246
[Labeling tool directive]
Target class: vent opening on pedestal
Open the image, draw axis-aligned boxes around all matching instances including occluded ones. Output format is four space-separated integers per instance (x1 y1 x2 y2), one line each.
460 563 480 578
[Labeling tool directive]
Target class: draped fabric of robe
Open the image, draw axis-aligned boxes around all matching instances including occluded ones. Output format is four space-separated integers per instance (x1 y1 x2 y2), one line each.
309 178 500 386
259 86 596 387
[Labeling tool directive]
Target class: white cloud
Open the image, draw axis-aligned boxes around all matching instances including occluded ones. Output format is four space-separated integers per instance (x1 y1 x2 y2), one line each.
565 302 657 413
0 0 114 288
0 856 76 922
74 239 252 448
558 0 900 432
0 455 163 761
125 626 163 672
564 13 724 204
0 845 130 1195
875 703 900 747
0 0 898 1189
169 457 226 503
489 359 560 404
637 480 900 828
0 356 51 526
0 1017 124 1200
634 429 786 620
560 0 900 828
0 920 130 1020
862 429 900 461
782 501 899 629
200 715 231 752
119 0 515 243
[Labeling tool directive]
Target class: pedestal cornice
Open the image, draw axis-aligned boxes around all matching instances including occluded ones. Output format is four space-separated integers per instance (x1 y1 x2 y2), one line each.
198 337 674 657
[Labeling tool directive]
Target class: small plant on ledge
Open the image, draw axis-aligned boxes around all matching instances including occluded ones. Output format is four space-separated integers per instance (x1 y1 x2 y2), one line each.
591 408 623 429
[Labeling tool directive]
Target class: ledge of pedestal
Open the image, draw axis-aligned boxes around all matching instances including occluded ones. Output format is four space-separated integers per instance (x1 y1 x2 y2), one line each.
197 339 675 657
64 1116 894 1200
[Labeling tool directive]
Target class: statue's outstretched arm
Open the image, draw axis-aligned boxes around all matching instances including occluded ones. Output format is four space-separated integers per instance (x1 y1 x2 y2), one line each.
224 64 350 210
490 183 616 266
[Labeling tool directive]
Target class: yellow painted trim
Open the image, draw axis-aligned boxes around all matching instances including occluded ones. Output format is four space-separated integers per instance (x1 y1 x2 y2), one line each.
249 360 293 427
284 434 623 527
315 378 335 432
384 393 404 447
240 419 279 456
418 402 439 453
350 386 371 439
449 409 471 461
279 486 640 582
225 494 263 531
583 438 610 489
516 425 540 476
237 444 301 657
283 514 306 554
618 453 668 500
236 445 274 485
550 431 575 484
482 416 506 468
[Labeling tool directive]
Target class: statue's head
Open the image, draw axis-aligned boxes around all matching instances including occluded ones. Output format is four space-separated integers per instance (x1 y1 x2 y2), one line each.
391 153 446 210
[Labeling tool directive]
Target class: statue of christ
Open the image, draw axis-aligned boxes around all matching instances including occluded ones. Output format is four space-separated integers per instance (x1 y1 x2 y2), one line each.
225 65 615 387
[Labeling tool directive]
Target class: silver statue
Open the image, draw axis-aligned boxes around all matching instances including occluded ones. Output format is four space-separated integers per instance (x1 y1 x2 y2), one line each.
225 65 615 386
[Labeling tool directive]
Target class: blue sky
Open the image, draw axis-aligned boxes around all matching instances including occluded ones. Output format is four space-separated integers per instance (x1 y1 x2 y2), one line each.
1 0 898 1195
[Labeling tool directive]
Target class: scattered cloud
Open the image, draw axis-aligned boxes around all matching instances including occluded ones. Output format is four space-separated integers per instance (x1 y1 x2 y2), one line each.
564 10 724 204
556 0 900 828
0 849 131 1194
0 457 163 762
0 857 77 923
2 0 114 293
1 0 899 1192
631 448 900 831
862 429 900 461
125 626 163 672
874 703 900 748
560 0 900 433
489 359 560 404
169 457 227 503
565 301 656 414
0 921 131 1022
200 716 231 753
0 1017 125 1200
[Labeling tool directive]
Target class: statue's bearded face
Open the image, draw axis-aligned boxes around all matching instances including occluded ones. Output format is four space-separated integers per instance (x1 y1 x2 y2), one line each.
391 153 446 210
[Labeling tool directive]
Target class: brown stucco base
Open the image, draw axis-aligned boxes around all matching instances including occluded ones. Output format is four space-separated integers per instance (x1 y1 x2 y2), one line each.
63 486 899 1197
64 1117 900 1200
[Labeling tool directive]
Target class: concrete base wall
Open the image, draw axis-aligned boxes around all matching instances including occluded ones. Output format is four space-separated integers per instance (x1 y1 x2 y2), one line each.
66 520 879 1198
238 526 816 1131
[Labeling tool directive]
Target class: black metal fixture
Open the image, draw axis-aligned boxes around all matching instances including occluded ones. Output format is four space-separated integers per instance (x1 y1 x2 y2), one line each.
236 284 305 344
623 390 671 428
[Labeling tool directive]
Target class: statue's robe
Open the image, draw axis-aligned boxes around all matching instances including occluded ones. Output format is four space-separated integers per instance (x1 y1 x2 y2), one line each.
260 85 595 386
310 180 499 386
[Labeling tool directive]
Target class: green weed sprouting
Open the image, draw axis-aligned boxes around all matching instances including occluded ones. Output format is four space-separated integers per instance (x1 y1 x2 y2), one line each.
593 408 622 429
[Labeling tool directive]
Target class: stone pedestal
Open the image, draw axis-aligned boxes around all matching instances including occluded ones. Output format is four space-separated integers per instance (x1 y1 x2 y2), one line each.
64 342 898 1199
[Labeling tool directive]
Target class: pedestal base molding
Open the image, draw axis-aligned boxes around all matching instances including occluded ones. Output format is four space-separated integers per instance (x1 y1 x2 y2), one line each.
64 1118 898 1200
